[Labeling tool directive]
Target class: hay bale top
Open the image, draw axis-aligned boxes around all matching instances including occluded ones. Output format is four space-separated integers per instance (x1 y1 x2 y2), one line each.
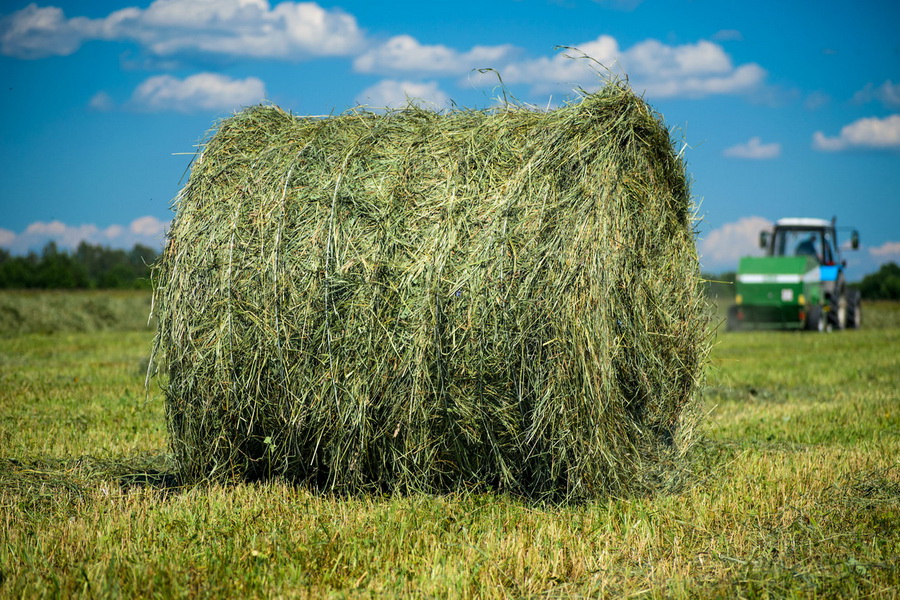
153 82 707 502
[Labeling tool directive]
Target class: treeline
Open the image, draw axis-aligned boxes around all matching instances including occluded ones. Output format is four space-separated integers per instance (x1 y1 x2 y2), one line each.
3 242 898 298
857 262 900 300
0 242 159 289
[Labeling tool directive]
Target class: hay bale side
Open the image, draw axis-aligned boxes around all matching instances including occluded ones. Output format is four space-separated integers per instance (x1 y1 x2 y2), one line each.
151 83 708 501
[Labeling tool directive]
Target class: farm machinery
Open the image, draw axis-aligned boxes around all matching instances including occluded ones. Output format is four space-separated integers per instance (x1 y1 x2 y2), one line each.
727 217 861 331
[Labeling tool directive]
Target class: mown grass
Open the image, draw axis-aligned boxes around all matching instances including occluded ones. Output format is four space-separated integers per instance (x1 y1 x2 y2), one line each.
1 295 897 598
0 290 154 337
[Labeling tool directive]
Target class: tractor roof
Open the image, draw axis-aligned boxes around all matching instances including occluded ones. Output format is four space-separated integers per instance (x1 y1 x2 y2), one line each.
775 217 832 229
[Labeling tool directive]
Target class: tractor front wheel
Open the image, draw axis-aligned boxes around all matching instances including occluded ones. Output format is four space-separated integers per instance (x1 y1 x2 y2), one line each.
806 305 829 332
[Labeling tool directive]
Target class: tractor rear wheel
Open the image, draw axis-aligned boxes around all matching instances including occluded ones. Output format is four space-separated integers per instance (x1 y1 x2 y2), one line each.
833 293 849 330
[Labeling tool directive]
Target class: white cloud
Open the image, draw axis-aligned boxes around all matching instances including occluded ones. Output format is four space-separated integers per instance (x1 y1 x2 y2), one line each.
0 4 87 58
0 228 15 247
723 136 781 160
129 72 265 113
22 220 100 248
353 36 765 101
812 114 900 152
626 39 731 79
637 63 765 98
104 224 124 239
1 0 364 60
485 36 621 91
699 216 773 272
354 35 517 76
870 241 900 258
355 80 450 110
852 80 900 109
130 215 167 237
470 36 765 99
0 217 169 254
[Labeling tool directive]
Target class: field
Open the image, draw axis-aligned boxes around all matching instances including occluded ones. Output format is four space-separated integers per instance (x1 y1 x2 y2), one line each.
1 291 898 598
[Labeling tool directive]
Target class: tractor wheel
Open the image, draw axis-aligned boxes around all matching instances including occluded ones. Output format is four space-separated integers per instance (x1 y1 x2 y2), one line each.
726 306 741 331
833 293 849 330
846 290 862 329
806 305 829 332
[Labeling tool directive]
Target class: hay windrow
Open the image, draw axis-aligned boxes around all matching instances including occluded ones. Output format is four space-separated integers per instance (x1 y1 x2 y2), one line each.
151 82 709 502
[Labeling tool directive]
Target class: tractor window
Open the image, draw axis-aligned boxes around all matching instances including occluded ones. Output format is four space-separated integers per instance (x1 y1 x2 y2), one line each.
773 228 825 264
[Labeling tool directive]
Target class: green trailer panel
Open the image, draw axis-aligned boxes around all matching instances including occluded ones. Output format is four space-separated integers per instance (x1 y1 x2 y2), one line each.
732 256 822 329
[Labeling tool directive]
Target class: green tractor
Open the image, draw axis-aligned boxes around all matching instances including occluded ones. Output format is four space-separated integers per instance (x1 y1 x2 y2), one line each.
727 218 861 331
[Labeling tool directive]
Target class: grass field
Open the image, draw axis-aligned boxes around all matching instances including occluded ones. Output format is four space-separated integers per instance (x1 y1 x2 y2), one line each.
1 292 897 598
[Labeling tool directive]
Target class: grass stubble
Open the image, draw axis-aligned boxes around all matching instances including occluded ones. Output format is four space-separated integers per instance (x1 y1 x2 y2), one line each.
0 295 897 597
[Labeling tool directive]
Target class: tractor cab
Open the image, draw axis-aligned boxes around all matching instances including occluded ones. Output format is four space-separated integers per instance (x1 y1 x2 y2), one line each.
759 217 858 266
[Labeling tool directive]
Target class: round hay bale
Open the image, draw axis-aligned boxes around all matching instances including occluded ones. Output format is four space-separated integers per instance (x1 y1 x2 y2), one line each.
151 82 709 501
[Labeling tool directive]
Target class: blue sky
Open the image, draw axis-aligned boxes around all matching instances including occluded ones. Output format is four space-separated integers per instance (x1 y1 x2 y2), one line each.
1 0 898 279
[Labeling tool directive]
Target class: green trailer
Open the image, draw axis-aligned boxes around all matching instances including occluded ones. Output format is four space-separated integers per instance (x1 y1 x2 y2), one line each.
728 218 861 331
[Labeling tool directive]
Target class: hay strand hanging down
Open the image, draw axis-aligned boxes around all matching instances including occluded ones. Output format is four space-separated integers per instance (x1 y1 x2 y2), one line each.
151 81 709 502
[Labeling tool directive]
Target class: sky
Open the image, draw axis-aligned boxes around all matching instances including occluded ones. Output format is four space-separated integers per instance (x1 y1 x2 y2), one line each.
1 0 898 279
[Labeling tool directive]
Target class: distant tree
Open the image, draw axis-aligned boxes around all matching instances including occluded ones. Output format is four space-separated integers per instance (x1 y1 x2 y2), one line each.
857 262 900 300
128 244 157 289
0 249 33 288
0 242 159 289
37 242 89 288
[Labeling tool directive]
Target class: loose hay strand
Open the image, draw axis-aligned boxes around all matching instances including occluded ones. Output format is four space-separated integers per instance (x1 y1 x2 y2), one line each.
152 81 709 502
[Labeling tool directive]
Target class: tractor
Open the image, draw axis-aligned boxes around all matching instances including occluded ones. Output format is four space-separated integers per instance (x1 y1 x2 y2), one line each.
727 217 861 331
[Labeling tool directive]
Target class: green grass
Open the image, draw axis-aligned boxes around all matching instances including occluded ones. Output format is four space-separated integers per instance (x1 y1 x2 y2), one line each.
1 296 897 598
0 290 154 337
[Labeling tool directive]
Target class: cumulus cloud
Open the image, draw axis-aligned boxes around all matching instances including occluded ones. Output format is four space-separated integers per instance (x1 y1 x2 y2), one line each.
129 72 265 113
812 114 900 152
1 0 364 60
852 80 900 109
723 136 781 159
0 217 169 254
355 79 450 109
699 216 773 271
353 35 764 100
467 36 765 99
130 215 168 237
478 36 620 91
354 35 517 76
0 4 88 58
636 62 765 98
870 240 900 258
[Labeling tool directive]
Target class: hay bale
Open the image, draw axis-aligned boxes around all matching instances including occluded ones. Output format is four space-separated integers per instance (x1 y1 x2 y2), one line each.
151 82 708 501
